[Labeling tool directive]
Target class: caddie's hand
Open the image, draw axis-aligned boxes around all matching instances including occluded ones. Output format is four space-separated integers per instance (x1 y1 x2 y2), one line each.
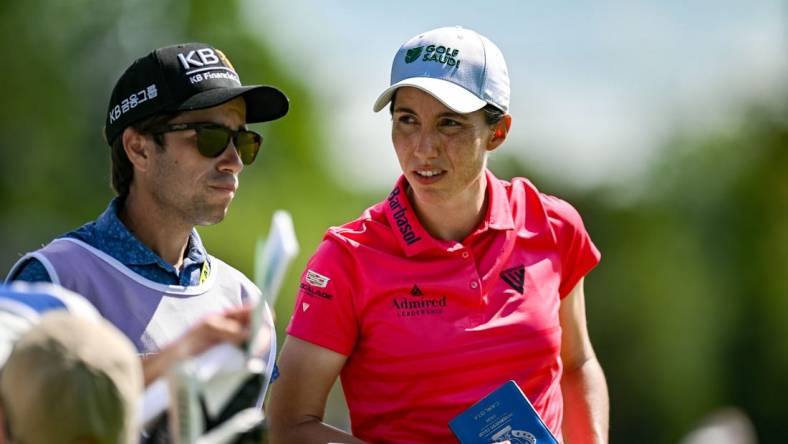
175 305 252 359
141 305 253 386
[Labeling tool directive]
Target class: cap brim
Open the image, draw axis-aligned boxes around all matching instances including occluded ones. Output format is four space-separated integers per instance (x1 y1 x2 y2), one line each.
177 85 289 123
373 77 486 114
0 312 34 367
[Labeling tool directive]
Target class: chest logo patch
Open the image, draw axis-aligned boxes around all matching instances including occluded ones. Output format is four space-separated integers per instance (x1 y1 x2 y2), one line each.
392 285 446 318
500 265 525 293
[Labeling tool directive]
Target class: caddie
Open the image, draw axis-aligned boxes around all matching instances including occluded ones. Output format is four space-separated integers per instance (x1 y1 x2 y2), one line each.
6 42 289 387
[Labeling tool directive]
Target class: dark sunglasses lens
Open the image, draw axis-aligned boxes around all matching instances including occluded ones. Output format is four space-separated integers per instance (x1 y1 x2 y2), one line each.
235 131 262 165
196 128 232 157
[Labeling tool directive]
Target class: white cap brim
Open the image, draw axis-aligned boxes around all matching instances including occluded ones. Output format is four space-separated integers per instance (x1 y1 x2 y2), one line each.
373 77 487 114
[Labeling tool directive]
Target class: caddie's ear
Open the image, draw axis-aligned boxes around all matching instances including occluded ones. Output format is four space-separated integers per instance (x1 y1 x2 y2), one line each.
487 114 512 152
121 126 154 172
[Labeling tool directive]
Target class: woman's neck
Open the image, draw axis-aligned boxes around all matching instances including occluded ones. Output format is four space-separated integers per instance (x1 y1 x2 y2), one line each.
408 175 489 243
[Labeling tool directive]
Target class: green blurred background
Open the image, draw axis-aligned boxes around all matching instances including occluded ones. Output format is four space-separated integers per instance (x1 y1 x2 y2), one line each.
1 1 786 442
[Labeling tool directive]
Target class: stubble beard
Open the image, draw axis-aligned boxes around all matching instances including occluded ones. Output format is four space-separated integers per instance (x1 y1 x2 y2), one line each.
178 190 233 226
149 170 232 228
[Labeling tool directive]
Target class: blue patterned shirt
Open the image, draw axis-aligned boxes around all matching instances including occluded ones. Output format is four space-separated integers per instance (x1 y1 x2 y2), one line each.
9 198 207 286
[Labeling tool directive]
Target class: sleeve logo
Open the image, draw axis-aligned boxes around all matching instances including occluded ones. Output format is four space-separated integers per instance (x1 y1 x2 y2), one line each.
305 269 330 288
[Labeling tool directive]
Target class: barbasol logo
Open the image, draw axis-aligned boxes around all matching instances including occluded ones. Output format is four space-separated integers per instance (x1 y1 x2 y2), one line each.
387 187 421 246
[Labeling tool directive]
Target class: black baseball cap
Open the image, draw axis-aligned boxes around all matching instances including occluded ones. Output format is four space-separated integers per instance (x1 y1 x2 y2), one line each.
104 42 289 145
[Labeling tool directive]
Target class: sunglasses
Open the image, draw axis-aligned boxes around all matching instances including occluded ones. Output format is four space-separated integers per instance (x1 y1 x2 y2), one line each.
150 122 262 165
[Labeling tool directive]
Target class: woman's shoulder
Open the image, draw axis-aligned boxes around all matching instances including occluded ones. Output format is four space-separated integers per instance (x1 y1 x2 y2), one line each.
322 199 400 252
503 175 586 228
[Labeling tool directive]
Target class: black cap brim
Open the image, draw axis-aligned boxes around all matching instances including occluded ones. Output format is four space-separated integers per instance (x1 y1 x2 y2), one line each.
176 85 289 123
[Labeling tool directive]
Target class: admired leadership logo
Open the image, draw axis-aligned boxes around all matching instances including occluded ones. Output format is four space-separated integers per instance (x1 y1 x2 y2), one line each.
500 264 525 293
393 284 445 318
387 187 422 246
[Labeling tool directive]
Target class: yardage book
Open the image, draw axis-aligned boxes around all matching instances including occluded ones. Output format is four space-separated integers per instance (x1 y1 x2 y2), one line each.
449 380 558 444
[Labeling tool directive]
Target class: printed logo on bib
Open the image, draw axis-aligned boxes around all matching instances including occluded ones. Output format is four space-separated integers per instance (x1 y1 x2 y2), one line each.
500 264 525 293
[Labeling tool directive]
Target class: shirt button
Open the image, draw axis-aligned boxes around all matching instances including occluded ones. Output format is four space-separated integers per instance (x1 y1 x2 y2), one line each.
461 251 470 259
470 281 479 289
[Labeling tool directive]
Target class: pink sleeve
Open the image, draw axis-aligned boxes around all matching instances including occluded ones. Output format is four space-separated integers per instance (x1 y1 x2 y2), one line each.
543 195 601 298
286 236 359 356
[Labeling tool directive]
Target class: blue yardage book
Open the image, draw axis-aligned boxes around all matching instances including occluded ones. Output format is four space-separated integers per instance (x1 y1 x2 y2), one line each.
449 380 559 444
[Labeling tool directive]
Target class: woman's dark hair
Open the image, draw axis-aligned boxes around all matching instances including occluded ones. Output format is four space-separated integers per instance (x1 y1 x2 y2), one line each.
481 104 505 125
109 112 179 197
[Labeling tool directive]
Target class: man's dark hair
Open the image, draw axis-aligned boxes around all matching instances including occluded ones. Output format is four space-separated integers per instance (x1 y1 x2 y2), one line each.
109 113 179 197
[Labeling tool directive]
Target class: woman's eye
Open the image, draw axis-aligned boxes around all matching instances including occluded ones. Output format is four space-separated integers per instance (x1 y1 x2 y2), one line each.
440 118 461 127
397 115 416 124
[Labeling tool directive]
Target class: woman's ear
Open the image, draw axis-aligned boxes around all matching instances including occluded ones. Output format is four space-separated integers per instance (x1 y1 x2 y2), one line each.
488 114 513 151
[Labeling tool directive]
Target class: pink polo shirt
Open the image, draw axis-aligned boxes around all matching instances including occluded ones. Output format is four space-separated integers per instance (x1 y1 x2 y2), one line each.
287 169 600 443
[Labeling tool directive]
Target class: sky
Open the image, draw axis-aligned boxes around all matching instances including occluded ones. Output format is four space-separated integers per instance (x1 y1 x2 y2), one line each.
242 0 787 193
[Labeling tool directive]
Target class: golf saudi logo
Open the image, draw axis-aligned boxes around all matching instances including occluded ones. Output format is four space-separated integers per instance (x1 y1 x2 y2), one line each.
405 44 461 67
405 46 423 63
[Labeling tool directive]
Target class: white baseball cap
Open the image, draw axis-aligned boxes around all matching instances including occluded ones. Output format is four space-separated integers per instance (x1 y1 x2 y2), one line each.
373 26 510 114
0 282 100 367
